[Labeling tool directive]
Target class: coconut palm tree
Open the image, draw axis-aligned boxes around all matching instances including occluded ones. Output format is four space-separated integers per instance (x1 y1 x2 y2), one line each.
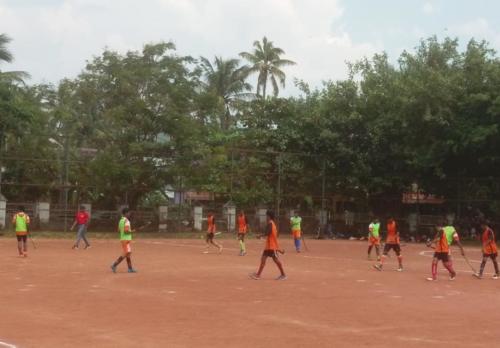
0 33 29 83
199 56 253 129
240 36 295 99
0 33 14 63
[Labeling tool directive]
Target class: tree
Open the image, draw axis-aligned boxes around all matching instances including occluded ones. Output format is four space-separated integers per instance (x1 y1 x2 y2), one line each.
199 56 252 129
240 36 295 99
0 33 13 63
0 33 29 83
62 42 203 207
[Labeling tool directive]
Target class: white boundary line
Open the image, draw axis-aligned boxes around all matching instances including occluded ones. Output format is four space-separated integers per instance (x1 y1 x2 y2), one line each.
0 340 17 348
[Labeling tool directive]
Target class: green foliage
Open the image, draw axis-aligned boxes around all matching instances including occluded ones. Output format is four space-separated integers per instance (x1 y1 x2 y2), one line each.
1 34 500 215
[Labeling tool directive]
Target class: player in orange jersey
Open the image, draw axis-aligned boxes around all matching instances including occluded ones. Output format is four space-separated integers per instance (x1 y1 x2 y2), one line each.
373 217 403 271
249 210 286 280
237 210 248 256
203 211 223 254
473 221 499 279
427 224 458 281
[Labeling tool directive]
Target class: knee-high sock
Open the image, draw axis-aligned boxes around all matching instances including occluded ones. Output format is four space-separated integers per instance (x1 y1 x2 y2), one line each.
17 241 23 255
444 261 456 276
432 262 438 279
493 258 499 275
239 240 246 252
126 256 132 269
294 238 301 250
479 260 487 276
375 246 381 258
368 245 373 255
397 255 403 267
113 256 124 267
380 255 386 265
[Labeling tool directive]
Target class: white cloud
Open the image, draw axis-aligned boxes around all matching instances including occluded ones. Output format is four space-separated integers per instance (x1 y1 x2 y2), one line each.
0 0 378 94
449 17 500 48
422 2 435 14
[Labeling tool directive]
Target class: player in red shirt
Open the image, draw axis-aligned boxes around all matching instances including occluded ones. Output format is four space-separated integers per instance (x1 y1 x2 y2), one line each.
426 224 458 281
473 221 499 279
70 205 91 249
374 217 403 272
250 210 286 280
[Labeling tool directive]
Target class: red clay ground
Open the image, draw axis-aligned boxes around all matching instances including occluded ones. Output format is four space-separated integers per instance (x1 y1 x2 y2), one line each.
1 236 499 348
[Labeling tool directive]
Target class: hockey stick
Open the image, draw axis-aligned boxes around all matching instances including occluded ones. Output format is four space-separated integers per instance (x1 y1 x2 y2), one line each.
28 232 37 250
134 221 152 232
301 234 309 252
462 254 477 273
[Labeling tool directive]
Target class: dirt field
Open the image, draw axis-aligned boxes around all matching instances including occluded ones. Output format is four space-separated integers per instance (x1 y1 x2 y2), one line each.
1 236 499 348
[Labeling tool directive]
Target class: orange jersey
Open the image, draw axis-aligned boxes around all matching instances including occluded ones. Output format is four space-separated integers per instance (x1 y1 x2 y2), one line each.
482 227 498 254
386 220 398 244
434 229 449 253
237 214 247 233
265 220 279 251
207 215 215 233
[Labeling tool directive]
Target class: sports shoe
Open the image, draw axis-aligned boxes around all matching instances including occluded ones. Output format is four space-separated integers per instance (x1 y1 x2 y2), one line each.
84 245 91 250
473 273 482 279
202 250 209 254
397 267 403 272
239 251 247 256
128 268 138 273
111 264 117 273
72 245 79 250
249 273 260 280
449 274 456 281
275 275 287 281
218 246 223 254
426 277 436 281
373 264 382 271
493 274 499 280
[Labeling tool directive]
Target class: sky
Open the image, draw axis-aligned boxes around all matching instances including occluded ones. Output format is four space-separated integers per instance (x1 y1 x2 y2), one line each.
1 0 500 95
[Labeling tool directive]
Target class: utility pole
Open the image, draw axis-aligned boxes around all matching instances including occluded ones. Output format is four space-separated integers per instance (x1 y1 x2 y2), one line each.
276 154 282 232
230 146 234 201
0 130 4 197
321 158 326 228
63 136 70 232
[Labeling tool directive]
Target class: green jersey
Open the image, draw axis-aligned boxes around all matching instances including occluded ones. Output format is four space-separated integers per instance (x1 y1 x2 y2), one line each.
369 222 380 238
13 212 30 233
444 226 457 245
290 216 302 230
119 216 132 241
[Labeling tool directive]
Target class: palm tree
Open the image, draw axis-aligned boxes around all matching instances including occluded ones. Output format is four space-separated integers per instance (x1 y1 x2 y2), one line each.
0 33 29 83
0 34 14 63
240 36 295 99
199 56 253 129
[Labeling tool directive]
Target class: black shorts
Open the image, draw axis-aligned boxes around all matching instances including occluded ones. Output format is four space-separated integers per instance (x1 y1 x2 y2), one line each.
434 252 449 262
383 243 401 256
16 235 27 243
237 233 245 241
262 250 278 258
206 233 214 242
483 253 498 259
